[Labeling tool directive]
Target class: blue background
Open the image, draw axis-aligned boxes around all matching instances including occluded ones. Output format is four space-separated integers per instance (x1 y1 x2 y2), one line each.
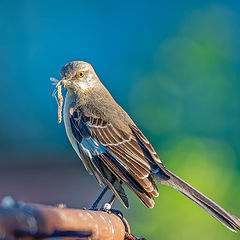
1 1 240 239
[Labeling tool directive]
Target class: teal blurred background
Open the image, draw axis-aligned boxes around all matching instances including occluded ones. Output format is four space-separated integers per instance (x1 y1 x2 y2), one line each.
0 0 240 239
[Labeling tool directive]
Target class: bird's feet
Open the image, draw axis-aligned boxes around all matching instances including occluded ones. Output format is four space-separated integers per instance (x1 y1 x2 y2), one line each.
99 203 124 218
88 202 123 218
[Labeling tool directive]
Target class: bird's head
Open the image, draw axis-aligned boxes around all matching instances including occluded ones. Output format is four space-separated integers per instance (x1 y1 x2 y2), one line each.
56 61 98 92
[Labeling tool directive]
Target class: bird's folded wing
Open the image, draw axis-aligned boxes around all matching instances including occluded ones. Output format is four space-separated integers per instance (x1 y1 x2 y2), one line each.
69 107 163 207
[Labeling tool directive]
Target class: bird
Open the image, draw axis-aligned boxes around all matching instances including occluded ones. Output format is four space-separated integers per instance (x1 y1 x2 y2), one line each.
54 60 240 232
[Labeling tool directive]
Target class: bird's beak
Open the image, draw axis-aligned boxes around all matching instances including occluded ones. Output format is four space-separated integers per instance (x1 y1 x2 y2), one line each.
56 79 68 88
50 77 70 88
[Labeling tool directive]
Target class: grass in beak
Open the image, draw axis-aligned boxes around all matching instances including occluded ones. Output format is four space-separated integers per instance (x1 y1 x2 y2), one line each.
51 78 64 124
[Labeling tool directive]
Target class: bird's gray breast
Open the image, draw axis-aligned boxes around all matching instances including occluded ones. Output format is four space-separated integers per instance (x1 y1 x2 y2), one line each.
63 90 79 155
63 90 105 170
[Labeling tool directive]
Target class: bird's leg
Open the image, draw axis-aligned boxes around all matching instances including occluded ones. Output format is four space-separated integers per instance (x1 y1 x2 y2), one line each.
102 193 116 211
108 194 116 206
102 194 124 219
90 186 108 209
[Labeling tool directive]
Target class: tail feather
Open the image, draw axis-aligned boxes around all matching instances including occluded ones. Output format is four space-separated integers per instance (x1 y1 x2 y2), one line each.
161 168 240 232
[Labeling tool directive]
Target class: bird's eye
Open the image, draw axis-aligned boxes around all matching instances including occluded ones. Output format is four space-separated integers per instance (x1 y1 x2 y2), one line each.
78 71 84 78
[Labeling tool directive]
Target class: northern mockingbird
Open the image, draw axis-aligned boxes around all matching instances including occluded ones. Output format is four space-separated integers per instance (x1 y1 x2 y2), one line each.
53 61 240 231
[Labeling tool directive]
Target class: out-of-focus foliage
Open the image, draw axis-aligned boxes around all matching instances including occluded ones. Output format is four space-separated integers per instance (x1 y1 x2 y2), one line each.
0 1 240 239
127 5 240 239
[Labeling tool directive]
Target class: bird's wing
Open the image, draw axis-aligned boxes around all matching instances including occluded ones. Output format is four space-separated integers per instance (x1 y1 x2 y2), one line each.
69 106 169 208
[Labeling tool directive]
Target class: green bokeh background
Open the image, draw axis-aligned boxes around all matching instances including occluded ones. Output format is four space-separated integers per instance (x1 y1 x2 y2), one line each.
0 1 240 239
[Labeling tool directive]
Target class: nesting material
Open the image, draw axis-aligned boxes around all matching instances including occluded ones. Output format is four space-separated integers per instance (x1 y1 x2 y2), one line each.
57 85 63 124
51 77 64 124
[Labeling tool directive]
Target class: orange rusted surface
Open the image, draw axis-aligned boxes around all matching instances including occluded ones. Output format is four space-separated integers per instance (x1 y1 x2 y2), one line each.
0 201 129 240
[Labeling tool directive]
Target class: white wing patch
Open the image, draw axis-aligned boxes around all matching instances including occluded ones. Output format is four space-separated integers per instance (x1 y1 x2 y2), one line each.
80 137 105 157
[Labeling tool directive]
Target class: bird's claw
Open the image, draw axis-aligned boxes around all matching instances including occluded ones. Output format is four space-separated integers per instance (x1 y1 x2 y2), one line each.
98 205 124 218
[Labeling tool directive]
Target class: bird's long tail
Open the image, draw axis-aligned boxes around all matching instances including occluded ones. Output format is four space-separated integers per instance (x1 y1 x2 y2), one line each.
160 167 240 232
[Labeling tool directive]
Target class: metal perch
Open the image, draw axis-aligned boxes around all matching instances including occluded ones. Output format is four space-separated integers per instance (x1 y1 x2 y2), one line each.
0 196 144 240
